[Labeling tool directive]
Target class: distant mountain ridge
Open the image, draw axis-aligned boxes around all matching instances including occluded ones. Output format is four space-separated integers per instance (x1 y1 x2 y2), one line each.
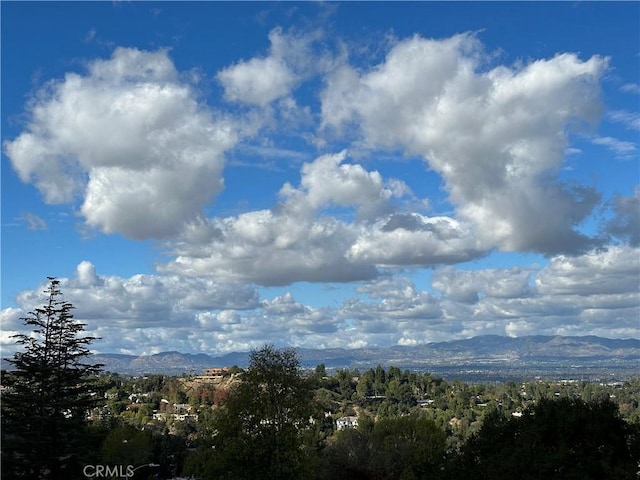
4 335 639 380
87 334 640 377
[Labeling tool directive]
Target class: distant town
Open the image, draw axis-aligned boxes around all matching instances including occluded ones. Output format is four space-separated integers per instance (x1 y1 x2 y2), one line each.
76 334 640 381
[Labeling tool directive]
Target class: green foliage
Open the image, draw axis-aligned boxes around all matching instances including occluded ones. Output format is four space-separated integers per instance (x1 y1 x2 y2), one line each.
187 344 319 479
322 427 375 479
454 397 639 480
161 377 188 404
322 414 447 479
314 363 327 380
101 425 154 466
83 362 640 480
1 278 102 479
370 416 447 479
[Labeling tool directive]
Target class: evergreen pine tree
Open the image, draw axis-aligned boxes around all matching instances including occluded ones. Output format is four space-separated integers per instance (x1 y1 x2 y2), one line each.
2 278 103 480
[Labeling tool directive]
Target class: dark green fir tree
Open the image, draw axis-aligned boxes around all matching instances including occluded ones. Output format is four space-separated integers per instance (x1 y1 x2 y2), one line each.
2 278 103 480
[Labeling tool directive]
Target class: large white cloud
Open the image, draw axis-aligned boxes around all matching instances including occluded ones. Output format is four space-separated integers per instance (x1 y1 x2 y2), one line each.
14 261 260 329
347 214 485 267
165 209 376 285
321 33 608 254
2 246 638 355
432 266 534 304
434 246 639 339
3 28 636 356
4 47 236 239
0 262 342 355
345 246 639 345
535 245 640 296
280 150 398 220
163 151 487 285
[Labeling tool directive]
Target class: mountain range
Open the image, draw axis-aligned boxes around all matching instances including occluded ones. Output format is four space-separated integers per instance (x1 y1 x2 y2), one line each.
90 335 640 380
3 335 638 380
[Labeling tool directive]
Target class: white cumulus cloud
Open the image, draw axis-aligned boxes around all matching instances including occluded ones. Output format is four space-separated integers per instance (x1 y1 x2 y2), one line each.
4 47 236 239
217 27 329 107
321 33 608 254
218 55 296 107
163 152 487 285
432 266 534 304
2 246 638 355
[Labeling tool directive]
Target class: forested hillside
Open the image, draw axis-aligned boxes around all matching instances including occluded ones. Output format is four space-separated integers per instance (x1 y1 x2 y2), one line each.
6 345 636 479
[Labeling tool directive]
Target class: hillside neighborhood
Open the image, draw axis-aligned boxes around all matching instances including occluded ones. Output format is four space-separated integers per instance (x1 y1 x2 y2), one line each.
72 357 640 479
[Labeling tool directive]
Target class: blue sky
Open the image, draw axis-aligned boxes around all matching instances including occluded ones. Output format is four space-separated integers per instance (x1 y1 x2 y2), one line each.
2 2 639 356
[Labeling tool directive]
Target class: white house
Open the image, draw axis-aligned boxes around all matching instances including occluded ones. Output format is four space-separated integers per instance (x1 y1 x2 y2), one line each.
336 416 358 430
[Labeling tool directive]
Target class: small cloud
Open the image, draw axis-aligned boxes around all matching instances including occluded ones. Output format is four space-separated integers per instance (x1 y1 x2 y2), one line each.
84 28 97 44
21 212 47 231
591 136 637 159
621 83 640 94
234 143 310 168
608 110 640 131
565 147 582 156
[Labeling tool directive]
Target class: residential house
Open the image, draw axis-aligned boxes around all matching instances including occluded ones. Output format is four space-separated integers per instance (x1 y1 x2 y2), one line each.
203 367 229 377
336 416 358 430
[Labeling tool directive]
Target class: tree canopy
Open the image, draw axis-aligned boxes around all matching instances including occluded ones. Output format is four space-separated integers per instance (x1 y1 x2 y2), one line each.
455 397 640 480
2 278 102 479
184 344 319 479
